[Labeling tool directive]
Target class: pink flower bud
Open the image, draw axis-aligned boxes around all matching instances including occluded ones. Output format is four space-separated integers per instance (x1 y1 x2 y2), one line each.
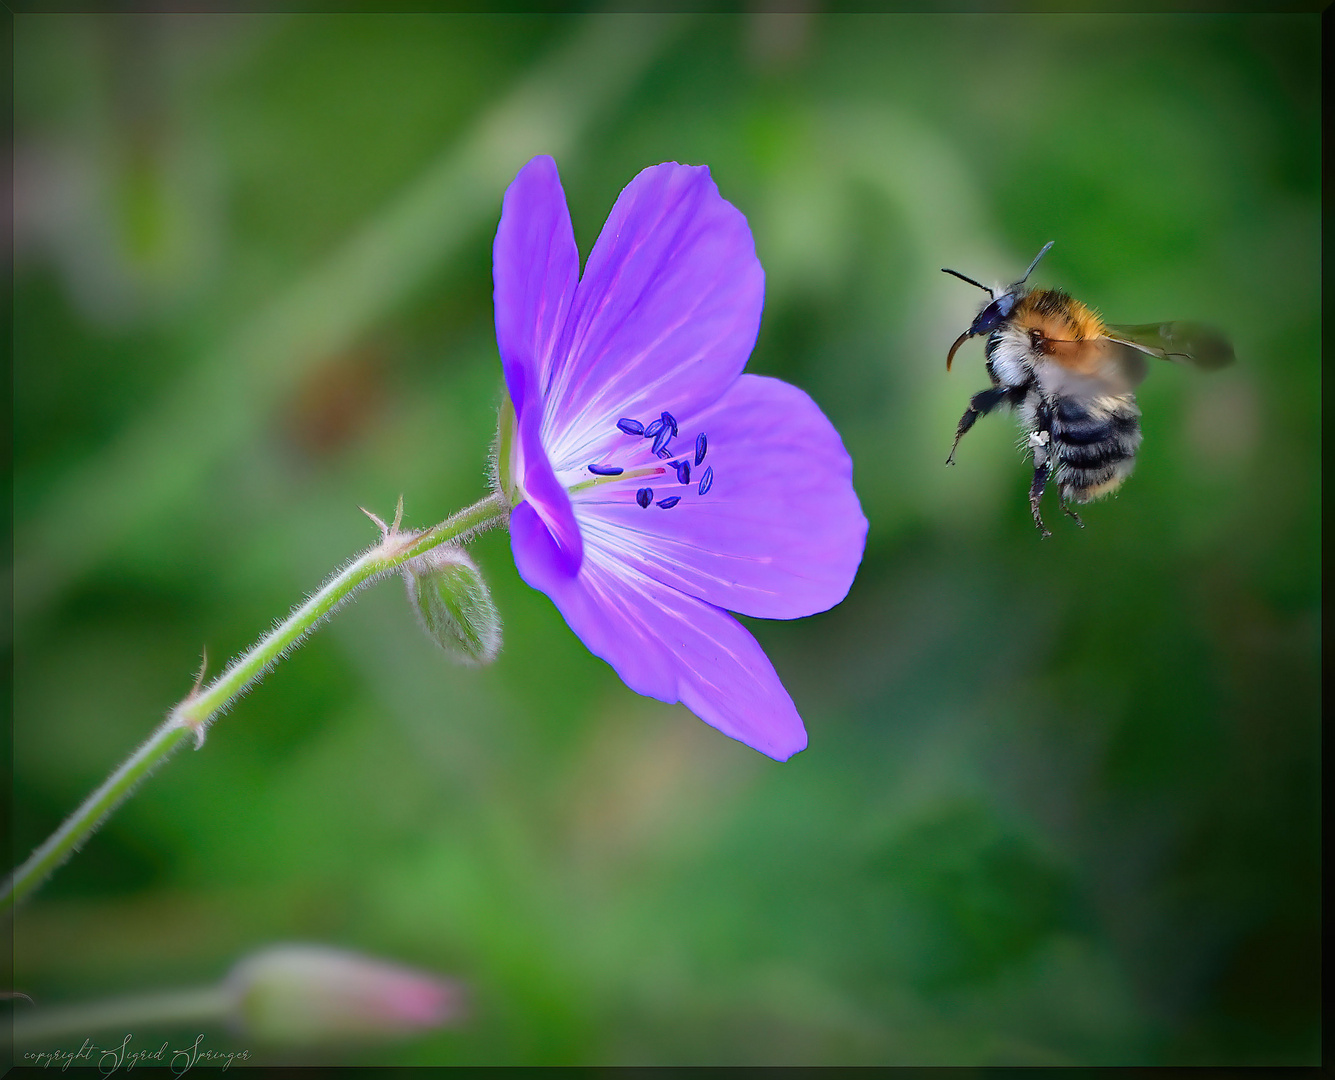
225 945 466 1045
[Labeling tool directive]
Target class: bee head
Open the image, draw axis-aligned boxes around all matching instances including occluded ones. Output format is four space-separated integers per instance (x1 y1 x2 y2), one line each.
942 241 1054 370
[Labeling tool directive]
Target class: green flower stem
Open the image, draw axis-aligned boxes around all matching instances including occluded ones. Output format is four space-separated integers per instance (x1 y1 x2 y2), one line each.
13 984 234 1044
3 492 508 911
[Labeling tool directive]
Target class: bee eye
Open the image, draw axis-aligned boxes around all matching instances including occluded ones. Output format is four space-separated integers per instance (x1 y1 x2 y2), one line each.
970 293 1018 338
971 297 1007 335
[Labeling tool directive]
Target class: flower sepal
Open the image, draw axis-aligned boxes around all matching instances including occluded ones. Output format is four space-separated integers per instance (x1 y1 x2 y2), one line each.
492 394 521 507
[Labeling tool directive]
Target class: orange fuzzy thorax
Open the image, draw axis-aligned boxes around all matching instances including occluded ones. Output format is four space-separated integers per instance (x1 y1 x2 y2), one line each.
1013 288 1106 342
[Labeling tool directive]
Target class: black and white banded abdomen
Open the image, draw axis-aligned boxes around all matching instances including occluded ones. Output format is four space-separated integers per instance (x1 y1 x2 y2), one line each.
1050 394 1143 503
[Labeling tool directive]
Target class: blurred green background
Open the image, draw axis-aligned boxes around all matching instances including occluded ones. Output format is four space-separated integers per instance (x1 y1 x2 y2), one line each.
10 12 1319 1066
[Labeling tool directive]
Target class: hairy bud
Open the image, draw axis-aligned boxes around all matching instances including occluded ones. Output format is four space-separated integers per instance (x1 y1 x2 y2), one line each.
403 545 501 664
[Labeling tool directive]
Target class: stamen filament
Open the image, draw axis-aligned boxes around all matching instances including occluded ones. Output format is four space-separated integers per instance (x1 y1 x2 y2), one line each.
567 465 665 494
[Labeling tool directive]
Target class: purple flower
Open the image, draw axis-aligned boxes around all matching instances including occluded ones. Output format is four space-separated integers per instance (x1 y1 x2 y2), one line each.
492 156 867 761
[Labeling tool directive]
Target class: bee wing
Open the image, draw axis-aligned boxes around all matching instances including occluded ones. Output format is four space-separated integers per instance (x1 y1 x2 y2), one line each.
1105 322 1235 371
1040 335 1150 397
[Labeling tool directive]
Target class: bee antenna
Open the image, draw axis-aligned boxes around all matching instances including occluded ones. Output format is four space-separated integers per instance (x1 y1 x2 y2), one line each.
1014 241 1055 287
940 267 994 297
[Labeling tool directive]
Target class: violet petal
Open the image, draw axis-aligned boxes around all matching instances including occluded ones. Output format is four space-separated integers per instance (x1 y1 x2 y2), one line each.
493 155 578 415
540 163 764 458
509 367 583 576
510 532 807 761
571 374 867 619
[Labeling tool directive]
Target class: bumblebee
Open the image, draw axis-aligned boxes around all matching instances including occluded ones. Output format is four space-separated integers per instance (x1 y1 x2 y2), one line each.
942 242 1233 536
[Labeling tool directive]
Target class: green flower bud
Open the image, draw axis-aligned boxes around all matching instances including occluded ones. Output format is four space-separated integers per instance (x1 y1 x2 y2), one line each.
403 545 501 664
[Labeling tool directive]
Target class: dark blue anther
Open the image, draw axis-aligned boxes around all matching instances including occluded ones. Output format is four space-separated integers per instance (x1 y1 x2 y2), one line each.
617 418 644 436
587 463 624 476
636 487 653 508
655 447 672 459
657 496 681 509
651 425 672 456
695 432 707 466
643 418 665 440
661 411 678 437
675 460 691 485
697 466 714 495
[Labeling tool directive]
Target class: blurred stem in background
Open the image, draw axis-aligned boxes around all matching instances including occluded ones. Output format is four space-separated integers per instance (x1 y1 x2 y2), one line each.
3 492 507 910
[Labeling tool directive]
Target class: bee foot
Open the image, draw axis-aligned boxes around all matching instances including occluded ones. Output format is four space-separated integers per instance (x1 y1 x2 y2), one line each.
1030 502 1051 538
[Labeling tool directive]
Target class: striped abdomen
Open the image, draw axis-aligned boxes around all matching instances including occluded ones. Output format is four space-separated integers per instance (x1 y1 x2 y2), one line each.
1052 395 1143 503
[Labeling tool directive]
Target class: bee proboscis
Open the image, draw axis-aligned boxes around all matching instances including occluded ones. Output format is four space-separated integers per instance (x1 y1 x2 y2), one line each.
942 242 1233 536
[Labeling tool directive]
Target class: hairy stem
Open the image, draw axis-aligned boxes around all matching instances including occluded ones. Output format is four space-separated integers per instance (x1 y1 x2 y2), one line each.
3 492 508 911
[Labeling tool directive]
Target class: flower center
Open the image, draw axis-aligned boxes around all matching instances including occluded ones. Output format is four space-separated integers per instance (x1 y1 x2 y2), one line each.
571 409 715 510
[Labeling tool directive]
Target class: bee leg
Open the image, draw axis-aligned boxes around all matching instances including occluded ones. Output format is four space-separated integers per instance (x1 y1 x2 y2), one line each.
1025 418 1054 538
1029 462 1052 538
946 386 1010 465
1024 402 1058 537
1061 498 1085 528
1030 459 1051 533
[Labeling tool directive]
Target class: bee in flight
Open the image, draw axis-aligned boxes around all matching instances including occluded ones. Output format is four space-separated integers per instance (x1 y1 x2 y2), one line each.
942 242 1233 536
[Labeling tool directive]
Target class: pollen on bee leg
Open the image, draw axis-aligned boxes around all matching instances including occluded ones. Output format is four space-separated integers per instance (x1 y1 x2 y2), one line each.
1028 430 1050 449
